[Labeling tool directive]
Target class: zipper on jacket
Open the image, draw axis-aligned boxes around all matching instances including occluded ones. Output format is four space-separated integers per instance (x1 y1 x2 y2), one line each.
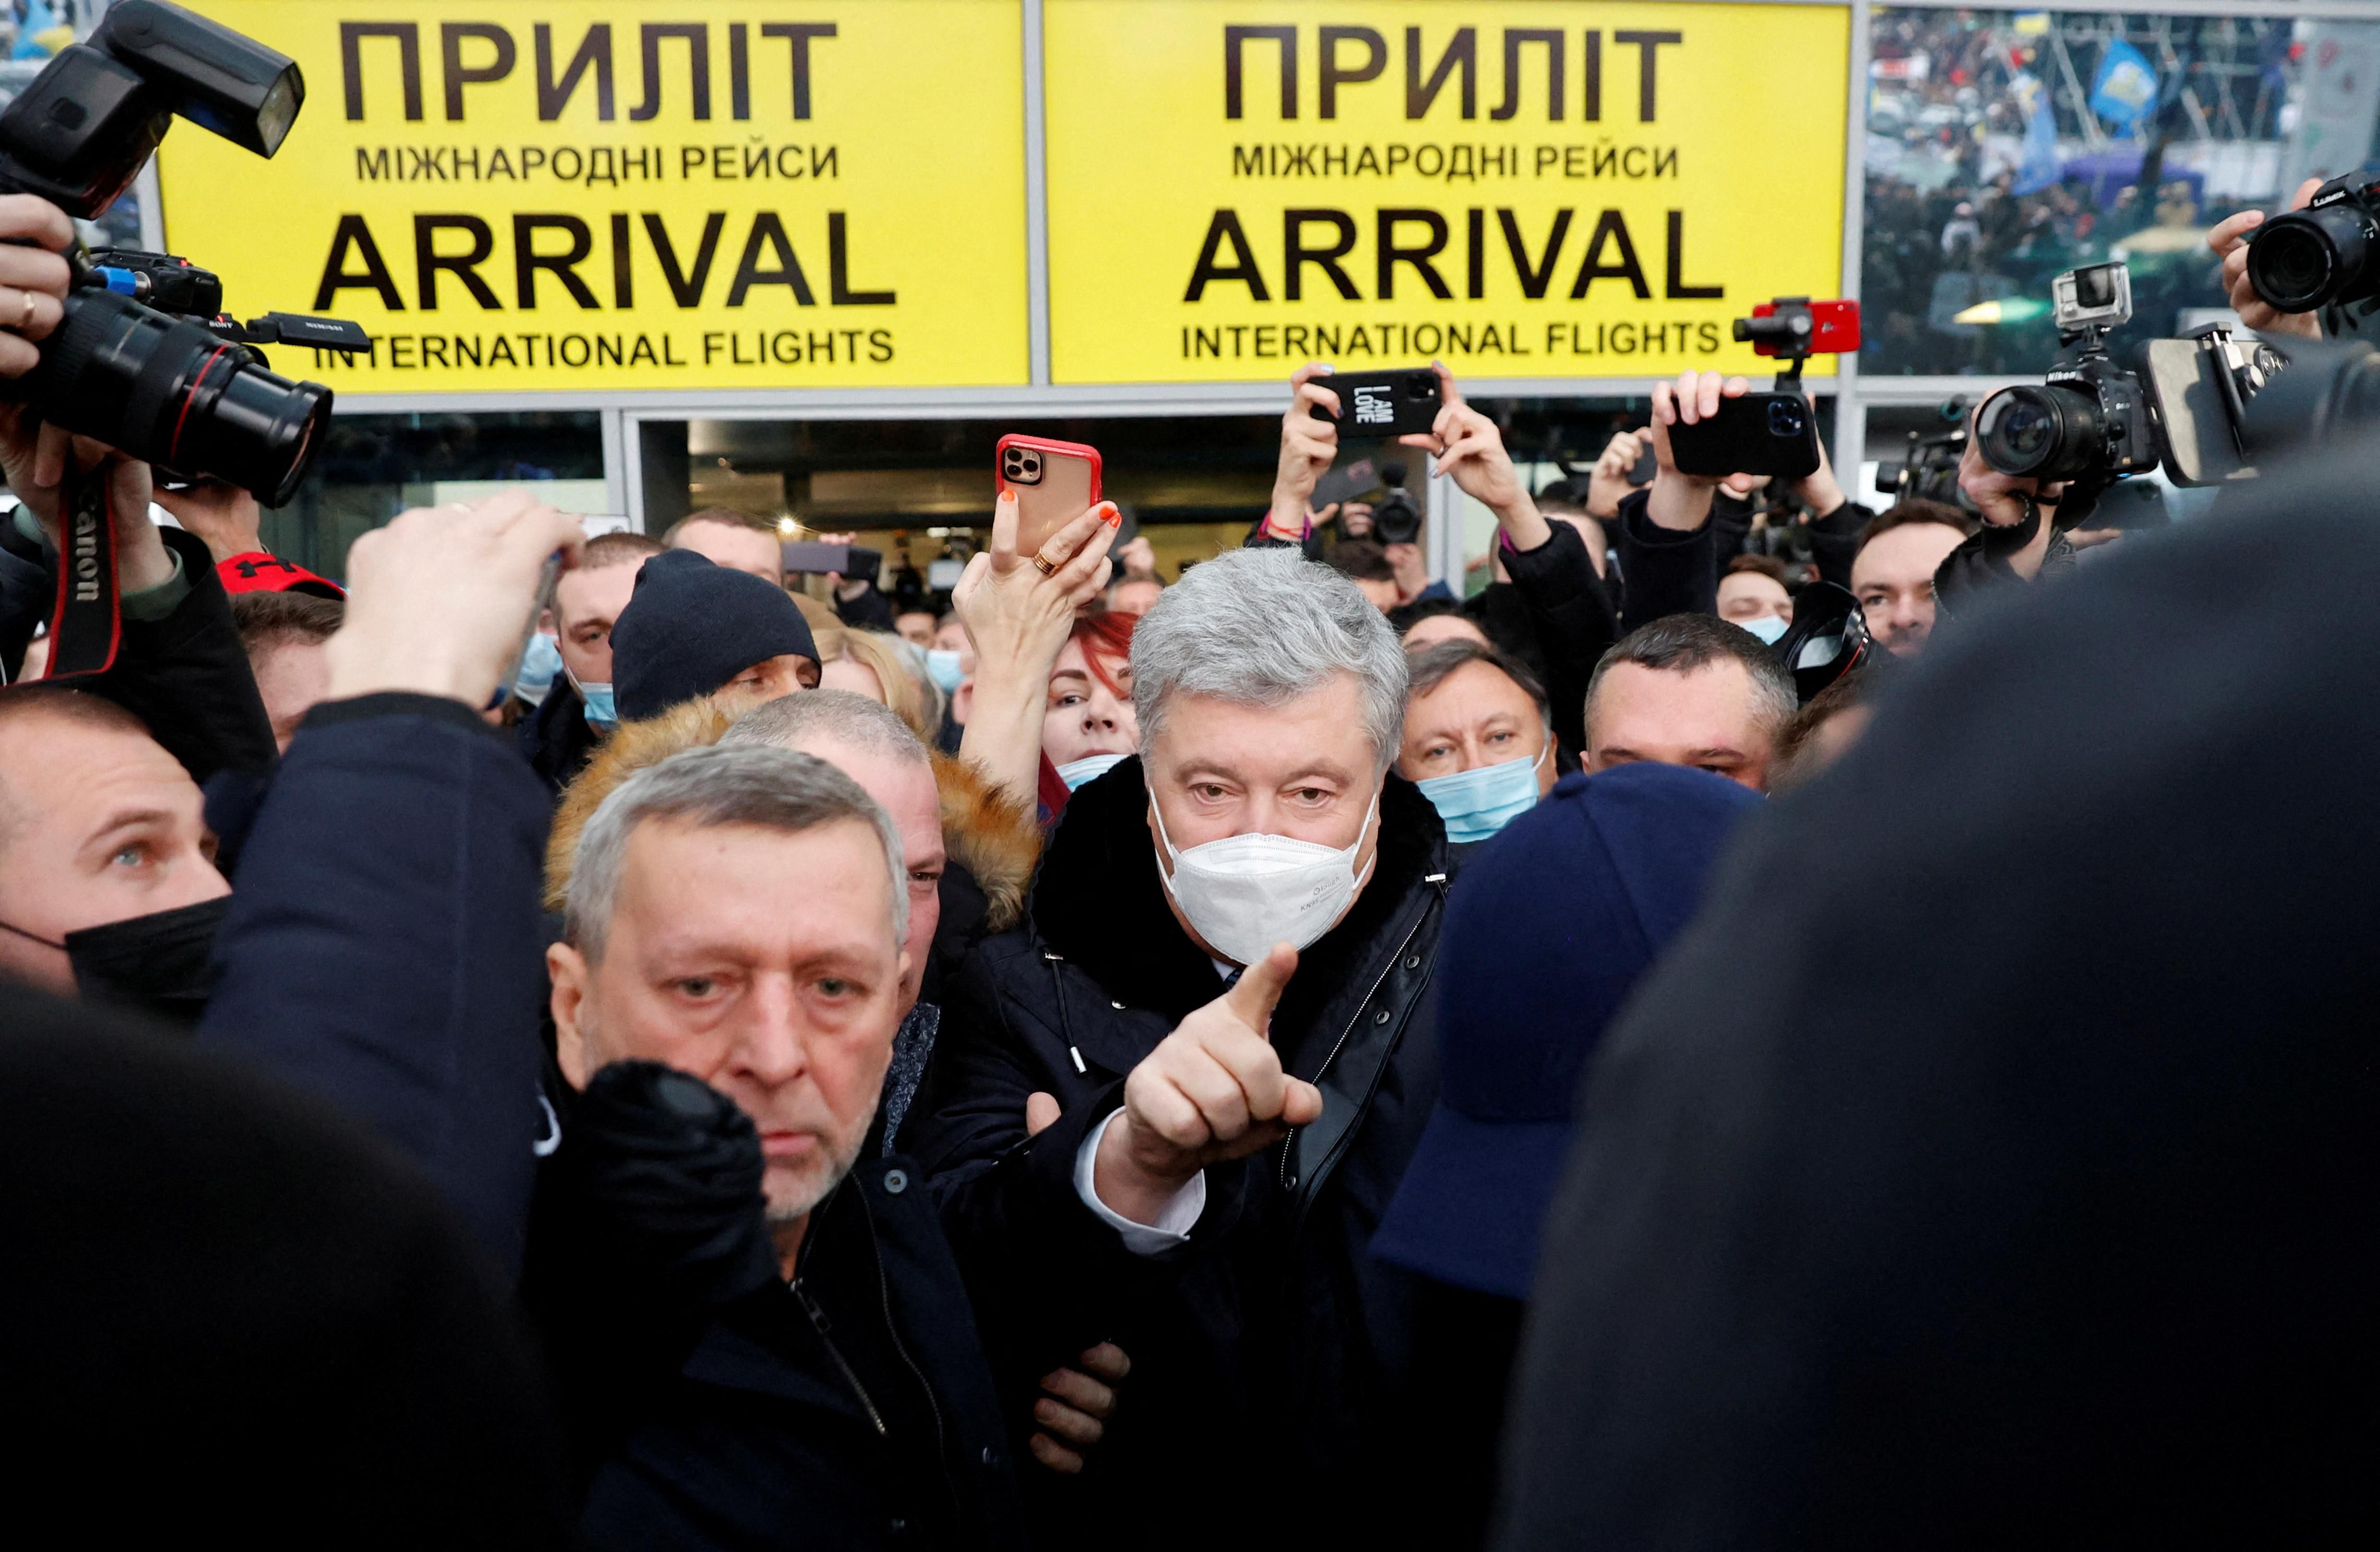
855 1179 961 1518
791 1276 889 1438
1279 884 1443 1194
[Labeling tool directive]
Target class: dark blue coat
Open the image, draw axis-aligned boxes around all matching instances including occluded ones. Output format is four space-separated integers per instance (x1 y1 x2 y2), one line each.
201 691 1035 1548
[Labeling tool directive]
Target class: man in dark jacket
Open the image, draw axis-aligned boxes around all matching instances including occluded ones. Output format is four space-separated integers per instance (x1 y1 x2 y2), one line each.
520 530 663 796
191 496 1058 1546
1499 446 2380 1548
907 545 1450 1543
0 427 274 1022
1614 371 1876 626
540 741 1033 1549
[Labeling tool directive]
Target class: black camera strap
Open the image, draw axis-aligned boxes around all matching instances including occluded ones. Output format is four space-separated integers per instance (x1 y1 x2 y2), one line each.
44 459 122 678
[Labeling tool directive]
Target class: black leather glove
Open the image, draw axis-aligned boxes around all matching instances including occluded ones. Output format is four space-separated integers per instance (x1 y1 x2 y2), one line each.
523 1061 778 1478
551 1060 778 1317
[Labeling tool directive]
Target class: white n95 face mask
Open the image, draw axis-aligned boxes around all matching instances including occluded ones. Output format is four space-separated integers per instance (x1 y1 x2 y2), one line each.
1151 793 1378 967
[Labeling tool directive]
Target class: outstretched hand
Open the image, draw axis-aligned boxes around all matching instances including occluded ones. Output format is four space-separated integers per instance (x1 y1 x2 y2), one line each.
1955 418 2061 582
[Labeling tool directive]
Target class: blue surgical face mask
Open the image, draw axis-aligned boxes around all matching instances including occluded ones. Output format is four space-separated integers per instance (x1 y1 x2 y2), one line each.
1417 742 1548 844
1056 751 1128 791
1742 614 1790 645
513 631 564 705
565 665 618 732
926 647 966 693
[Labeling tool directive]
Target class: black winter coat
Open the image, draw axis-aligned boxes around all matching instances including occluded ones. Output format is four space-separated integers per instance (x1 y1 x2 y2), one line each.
535 1146 1032 1552
1500 448 2380 1548
1 985 566 1542
905 759 1451 1545
519 675 604 797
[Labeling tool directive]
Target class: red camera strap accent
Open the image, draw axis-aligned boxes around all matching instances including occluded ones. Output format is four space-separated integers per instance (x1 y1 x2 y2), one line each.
44 460 122 678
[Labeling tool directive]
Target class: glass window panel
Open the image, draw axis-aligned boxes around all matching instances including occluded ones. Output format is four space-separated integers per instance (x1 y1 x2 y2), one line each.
1861 11 2372 376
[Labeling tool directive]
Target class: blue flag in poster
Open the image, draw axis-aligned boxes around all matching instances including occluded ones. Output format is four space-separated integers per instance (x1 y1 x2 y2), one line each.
2089 40 2159 130
11 1 58 59
2012 72 2061 195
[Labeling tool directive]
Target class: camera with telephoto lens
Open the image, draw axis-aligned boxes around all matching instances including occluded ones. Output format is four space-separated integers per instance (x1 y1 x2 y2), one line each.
0 1 361 506
1974 263 2157 499
2244 169 2380 318
1370 460 1423 545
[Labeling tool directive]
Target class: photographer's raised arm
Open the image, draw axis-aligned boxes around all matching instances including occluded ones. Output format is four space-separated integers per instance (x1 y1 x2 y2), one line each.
1401 362 1617 751
199 493 585 1274
1252 363 1342 550
1614 370 1751 624
1937 422 2062 617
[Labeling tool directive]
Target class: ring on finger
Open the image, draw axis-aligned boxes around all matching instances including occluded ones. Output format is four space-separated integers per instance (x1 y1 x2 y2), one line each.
1030 551 1058 576
10 289 30 334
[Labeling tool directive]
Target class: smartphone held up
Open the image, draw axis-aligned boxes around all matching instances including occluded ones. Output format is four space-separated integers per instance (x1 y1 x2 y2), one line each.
1666 297 1860 481
996 434 1103 558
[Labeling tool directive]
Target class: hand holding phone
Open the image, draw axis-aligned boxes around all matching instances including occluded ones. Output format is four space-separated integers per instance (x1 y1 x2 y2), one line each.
1654 371 1819 482
997 435 1103 560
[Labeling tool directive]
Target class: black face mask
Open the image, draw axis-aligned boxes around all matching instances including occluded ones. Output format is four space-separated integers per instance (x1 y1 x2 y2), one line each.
0 896 228 1029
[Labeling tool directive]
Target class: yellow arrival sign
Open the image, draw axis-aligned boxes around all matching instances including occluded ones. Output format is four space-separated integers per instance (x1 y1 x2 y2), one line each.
1044 1 1850 384
159 0 1029 392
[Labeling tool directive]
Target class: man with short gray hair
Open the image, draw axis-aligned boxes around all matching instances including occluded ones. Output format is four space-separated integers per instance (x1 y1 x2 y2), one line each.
907 544 1458 1537
537 741 1033 1549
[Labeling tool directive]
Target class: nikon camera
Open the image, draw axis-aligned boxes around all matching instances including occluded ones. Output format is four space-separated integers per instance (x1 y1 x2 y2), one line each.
0 1 356 505
1973 263 2158 497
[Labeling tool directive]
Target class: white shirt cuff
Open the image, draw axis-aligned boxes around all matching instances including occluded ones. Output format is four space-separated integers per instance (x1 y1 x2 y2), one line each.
1072 1107 1205 1256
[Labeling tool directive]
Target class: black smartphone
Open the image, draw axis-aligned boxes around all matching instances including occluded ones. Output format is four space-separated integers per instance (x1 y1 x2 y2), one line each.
1667 394 1823 480
1310 369 1443 437
783 541 884 578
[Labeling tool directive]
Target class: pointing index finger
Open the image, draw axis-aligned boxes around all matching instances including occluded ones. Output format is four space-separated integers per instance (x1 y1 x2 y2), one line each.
1223 943 1298 1036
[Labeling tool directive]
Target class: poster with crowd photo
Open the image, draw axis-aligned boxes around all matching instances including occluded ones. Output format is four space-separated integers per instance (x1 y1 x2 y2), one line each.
1041 0 1852 385
156 0 1031 392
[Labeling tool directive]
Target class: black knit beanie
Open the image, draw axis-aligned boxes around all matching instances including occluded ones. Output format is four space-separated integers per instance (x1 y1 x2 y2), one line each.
611 548 818 720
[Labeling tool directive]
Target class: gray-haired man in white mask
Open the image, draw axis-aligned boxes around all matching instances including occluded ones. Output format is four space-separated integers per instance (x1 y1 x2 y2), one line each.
902 544 1452 1540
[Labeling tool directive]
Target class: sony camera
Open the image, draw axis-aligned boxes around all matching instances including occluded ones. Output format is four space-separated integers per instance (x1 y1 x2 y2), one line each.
1974 263 2158 493
2245 169 2380 319
1369 460 1423 545
0 1 354 505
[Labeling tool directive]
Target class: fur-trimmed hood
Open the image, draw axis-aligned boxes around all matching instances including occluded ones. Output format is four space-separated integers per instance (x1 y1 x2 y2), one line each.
543 699 734 912
540 699 1043 935
930 751 1040 936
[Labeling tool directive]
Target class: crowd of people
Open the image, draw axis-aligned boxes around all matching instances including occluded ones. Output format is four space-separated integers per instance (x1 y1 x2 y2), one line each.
1860 10 2300 376
3 160 2376 1549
